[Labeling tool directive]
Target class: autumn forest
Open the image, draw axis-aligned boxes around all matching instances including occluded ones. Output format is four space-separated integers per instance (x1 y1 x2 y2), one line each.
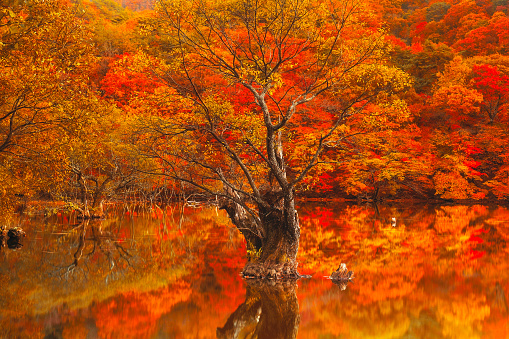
2 0 509 337
2 0 509 215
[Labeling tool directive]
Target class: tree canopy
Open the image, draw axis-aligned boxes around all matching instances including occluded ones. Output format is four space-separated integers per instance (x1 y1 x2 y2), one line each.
3 0 509 214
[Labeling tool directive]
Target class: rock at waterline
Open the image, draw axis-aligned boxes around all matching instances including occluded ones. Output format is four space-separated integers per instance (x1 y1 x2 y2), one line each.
330 263 354 282
0 226 26 249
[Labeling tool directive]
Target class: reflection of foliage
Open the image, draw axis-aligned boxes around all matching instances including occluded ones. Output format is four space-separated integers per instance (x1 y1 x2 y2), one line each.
435 292 490 338
93 281 192 339
2 204 509 338
297 203 509 338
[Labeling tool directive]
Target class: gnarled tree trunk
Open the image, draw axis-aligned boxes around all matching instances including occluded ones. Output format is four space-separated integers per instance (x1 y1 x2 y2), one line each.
220 187 301 279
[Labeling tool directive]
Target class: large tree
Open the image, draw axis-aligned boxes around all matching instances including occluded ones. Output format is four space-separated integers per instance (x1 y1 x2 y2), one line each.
133 0 410 278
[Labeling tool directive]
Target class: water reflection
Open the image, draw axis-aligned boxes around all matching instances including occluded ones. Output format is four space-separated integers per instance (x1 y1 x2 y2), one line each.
49 220 137 282
218 281 300 339
0 203 508 338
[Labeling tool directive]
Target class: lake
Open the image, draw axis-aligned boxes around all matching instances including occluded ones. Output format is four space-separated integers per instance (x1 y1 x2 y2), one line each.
0 202 508 338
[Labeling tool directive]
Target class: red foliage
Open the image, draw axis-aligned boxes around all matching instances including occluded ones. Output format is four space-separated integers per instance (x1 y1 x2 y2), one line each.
472 64 509 122
100 53 165 107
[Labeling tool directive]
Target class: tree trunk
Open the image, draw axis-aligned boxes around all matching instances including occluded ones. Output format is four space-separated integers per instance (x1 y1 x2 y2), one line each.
220 188 301 280
76 172 91 219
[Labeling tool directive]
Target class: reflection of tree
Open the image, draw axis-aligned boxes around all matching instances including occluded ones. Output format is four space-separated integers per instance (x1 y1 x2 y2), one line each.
51 220 136 281
217 282 300 339
3 204 509 337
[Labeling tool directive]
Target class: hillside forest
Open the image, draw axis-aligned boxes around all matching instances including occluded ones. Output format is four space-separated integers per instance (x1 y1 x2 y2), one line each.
2 0 509 219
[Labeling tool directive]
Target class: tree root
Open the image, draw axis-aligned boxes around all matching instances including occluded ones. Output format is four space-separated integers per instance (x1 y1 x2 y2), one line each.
242 261 302 280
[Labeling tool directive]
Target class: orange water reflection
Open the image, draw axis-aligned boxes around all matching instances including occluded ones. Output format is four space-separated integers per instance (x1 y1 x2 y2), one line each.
0 203 508 338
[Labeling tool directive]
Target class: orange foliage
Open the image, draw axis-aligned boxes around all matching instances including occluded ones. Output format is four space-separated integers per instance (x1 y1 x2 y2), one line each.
1 204 509 337
93 282 192 338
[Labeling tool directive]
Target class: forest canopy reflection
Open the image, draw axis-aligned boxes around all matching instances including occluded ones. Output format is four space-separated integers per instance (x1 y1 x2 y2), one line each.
0 203 508 338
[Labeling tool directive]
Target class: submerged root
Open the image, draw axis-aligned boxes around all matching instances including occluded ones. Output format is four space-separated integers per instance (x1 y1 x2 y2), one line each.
242 261 301 280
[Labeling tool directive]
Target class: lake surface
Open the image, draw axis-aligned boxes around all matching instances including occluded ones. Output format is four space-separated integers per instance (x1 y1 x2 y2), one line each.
0 202 508 338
